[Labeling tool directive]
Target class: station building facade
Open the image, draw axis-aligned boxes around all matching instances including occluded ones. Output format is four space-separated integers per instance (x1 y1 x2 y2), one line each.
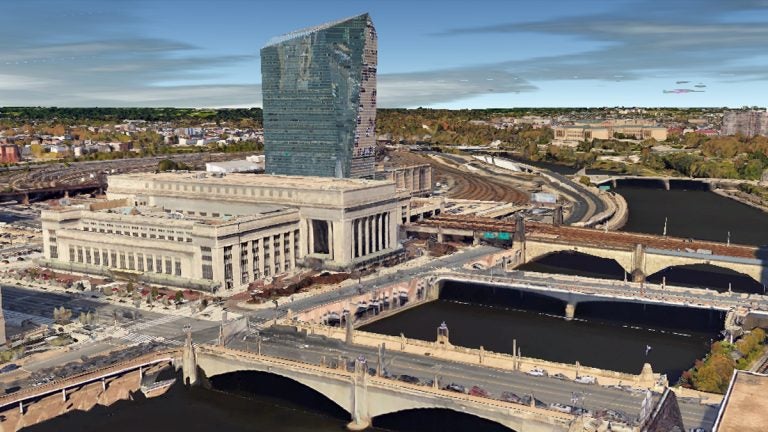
41 172 408 291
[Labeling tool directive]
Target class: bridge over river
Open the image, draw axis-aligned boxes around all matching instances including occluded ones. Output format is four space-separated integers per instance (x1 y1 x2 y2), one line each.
408 215 768 286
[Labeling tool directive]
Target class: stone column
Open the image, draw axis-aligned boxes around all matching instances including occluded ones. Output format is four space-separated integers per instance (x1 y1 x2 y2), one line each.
308 219 315 255
356 219 363 258
288 233 296 270
182 331 198 386
279 233 286 273
383 213 389 249
377 214 383 253
363 216 370 257
565 303 576 320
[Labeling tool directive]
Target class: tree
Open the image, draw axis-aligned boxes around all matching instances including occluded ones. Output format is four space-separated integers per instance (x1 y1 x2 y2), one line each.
175 291 184 303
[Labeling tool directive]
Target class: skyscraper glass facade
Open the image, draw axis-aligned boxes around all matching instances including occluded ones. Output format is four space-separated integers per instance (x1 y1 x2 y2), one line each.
261 14 377 178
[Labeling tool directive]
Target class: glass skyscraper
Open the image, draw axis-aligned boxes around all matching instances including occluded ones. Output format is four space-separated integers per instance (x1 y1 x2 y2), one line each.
261 14 378 178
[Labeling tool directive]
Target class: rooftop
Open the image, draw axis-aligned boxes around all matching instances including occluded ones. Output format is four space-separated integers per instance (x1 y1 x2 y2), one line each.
111 171 394 192
262 13 369 49
97 205 293 226
714 370 768 432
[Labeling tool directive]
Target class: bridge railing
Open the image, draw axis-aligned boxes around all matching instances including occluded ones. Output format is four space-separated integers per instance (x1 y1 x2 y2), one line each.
0 349 180 409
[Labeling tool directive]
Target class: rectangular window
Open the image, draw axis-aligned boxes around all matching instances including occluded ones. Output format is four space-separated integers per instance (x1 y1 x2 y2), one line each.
223 246 233 287
174 259 181 276
93 248 100 265
147 255 154 272
119 253 126 269
85 248 91 264
165 257 172 274
240 242 249 284
137 253 144 271
128 254 135 270
252 240 260 279
69 246 75 262
156 257 163 273
77 246 84 263
50 245 58 259
103 250 109 266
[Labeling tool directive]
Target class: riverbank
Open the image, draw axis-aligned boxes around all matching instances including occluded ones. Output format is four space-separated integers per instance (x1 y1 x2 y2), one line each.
712 187 768 214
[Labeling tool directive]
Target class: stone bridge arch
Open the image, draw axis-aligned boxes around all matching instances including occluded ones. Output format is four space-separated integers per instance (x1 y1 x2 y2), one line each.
523 241 635 276
195 351 354 416
371 407 516 431
642 253 763 286
365 384 568 432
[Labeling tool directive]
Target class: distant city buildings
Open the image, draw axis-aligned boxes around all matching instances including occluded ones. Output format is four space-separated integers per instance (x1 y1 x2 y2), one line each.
722 109 768 137
553 119 667 146
261 14 378 178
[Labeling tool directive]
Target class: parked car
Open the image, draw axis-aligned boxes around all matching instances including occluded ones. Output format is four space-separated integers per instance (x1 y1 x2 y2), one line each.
0 364 19 374
398 374 420 384
569 406 591 416
444 383 466 394
551 373 568 380
574 375 596 384
549 403 572 414
469 386 488 397
526 367 547 377
521 394 548 409
501 391 522 404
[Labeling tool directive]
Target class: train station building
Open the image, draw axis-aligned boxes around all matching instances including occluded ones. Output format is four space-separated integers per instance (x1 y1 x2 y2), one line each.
40 172 410 292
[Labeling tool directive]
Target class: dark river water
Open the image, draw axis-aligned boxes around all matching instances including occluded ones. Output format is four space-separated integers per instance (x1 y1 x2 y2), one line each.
362 282 721 384
615 180 768 246
26 182 765 431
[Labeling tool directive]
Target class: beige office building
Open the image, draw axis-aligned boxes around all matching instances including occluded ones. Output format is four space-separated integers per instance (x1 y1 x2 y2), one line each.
41 172 408 291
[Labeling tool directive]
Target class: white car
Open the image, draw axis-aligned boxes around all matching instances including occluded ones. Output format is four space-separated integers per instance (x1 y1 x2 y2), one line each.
549 403 572 413
574 375 596 384
527 367 547 377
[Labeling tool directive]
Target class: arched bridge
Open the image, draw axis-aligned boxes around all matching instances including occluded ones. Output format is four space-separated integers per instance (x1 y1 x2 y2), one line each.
183 344 574 432
409 215 768 285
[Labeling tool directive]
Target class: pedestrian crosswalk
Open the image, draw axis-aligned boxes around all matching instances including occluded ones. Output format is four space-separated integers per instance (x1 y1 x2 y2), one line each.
124 314 184 332
117 331 183 347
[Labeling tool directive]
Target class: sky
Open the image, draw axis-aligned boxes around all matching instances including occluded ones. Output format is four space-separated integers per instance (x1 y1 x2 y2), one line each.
2 0 768 108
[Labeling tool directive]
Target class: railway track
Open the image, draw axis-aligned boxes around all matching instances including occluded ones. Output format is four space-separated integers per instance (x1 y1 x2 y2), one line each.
419 214 759 258
389 151 528 203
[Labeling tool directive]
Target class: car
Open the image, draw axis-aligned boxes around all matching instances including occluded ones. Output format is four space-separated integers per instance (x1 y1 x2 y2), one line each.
468 386 488 397
569 406 591 416
526 367 547 377
551 373 568 380
398 374 420 385
500 391 522 404
574 375 596 384
0 364 19 374
688 429 707 432
444 383 466 393
549 403 572 413
521 394 548 409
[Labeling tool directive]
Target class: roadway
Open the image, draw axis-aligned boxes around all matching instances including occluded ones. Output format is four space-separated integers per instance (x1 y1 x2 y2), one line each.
240 245 503 322
232 326 718 430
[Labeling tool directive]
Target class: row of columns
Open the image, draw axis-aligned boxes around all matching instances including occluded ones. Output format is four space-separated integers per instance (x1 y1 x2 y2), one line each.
353 212 390 259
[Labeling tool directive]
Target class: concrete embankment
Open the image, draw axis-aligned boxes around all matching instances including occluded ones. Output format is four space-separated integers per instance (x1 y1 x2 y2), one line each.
712 187 768 214
591 191 628 231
